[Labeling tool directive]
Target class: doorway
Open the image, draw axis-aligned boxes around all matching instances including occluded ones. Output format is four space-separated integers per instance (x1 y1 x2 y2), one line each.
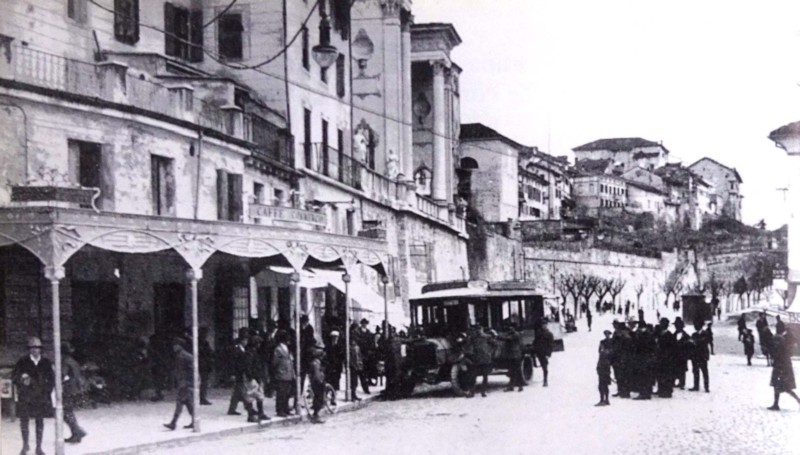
153 283 185 336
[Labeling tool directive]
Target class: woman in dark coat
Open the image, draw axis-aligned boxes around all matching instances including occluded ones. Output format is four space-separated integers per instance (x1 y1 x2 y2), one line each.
767 325 800 411
12 336 55 455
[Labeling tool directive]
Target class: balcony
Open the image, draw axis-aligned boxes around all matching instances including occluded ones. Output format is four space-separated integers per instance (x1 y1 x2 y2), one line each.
2 43 237 138
303 143 400 205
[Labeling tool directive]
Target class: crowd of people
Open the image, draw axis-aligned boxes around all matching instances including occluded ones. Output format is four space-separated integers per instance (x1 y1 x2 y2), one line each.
594 316 712 406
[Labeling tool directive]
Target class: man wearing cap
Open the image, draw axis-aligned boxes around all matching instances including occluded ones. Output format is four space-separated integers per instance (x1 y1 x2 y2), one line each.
308 342 327 423
596 330 613 406
325 330 345 391
164 337 195 430
13 336 54 455
689 320 711 393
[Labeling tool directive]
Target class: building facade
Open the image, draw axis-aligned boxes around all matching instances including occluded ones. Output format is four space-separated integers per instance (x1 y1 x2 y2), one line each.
688 157 743 221
573 137 669 172
0 0 469 369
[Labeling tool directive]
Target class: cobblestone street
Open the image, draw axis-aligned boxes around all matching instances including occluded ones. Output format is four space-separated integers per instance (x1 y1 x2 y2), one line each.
144 312 800 455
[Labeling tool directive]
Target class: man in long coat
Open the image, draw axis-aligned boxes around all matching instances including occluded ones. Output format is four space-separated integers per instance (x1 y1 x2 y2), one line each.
13 336 54 455
163 338 194 430
767 324 800 410
655 318 675 398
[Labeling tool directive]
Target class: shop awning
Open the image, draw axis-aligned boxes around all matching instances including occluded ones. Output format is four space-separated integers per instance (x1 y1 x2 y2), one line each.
309 268 405 321
268 266 329 289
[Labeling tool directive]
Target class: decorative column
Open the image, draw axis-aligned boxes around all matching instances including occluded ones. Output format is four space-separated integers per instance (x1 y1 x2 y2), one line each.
431 61 447 202
382 275 389 339
402 20 414 190
45 265 66 455
187 268 202 432
290 272 302 414
343 273 352 402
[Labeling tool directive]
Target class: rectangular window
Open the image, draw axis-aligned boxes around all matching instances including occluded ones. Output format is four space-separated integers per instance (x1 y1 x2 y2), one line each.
150 155 175 216
218 13 244 60
68 0 87 22
302 27 310 70
346 210 355 236
321 119 329 176
336 54 346 98
232 286 250 336
273 188 285 206
68 139 103 209
303 108 312 168
253 182 264 204
114 0 140 44
216 170 243 221
164 3 189 58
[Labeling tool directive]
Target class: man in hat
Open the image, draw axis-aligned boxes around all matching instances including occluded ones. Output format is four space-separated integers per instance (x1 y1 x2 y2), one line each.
308 342 327 423
655 318 675 398
325 330 345 391
272 330 296 417
689 320 711 393
596 330 613 406
164 337 194 430
742 328 756 366
533 319 554 387
299 314 316 392
356 319 374 394
767 323 800 410
227 335 249 415
498 322 524 392
673 317 691 389
13 336 54 455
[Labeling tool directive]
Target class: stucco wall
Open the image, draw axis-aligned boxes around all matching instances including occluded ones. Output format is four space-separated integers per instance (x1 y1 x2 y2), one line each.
459 140 518 222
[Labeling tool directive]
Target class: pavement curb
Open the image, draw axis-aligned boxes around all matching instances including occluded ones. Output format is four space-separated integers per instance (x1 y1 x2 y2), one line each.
83 395 380 455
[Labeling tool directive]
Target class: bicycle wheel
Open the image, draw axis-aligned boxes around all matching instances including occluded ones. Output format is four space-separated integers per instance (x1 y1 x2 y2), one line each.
323 383 338 415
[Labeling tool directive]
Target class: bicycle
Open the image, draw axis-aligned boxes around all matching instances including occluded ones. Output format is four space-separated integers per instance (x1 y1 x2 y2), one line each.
302 382 339 416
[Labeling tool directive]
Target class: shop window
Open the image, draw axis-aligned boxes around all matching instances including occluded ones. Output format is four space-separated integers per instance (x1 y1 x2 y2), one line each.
218 13 244 60
232 286 250 336
114 0 139 44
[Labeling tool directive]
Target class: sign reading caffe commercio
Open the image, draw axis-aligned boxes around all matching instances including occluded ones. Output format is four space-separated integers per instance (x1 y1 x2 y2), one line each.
248 204 327 227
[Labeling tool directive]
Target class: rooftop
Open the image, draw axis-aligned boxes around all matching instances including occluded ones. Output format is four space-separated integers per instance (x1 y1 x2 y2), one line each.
688 157 743 183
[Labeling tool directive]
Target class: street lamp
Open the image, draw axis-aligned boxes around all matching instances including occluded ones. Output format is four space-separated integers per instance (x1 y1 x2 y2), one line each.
312 1 338 70
381 274 390 340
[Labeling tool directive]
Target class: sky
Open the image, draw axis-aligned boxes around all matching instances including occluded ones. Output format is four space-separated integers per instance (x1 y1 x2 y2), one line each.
413 0 800 228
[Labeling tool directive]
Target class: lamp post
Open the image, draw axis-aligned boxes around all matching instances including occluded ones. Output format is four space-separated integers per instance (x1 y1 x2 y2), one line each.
381 274 390 340
312 1 339 70
343 272 352 402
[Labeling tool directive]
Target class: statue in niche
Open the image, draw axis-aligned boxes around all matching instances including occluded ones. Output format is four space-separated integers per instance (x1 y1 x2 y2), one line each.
386 149 399 180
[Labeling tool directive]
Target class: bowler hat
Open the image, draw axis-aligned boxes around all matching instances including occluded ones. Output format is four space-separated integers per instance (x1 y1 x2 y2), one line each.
603 330 612 335
28 337 43 348
360 318 369 325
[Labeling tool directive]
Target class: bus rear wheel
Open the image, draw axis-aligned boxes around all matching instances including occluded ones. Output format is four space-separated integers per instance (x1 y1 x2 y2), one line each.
450 363 473 397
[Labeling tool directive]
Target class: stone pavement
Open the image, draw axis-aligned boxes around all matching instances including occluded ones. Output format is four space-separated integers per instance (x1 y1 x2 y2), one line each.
147 310 800 455
0 381 384 454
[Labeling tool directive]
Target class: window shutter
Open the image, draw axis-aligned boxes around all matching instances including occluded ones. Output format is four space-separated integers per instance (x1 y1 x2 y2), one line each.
336 54 345 98
217 170 229 220
228 173 243 222
189 10 204 62
164 3 177 56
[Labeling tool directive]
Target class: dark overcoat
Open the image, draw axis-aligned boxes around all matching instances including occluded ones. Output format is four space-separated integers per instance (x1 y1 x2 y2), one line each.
13 355 55 419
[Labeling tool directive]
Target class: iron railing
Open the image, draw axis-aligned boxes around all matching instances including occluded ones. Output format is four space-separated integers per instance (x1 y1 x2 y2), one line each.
8 44 230 135
305 143 400 202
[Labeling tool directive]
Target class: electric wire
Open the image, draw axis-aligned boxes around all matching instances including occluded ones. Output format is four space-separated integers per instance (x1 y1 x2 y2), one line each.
203 0 238 28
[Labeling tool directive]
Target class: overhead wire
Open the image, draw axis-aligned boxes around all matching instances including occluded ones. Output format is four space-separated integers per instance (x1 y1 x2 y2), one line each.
203 0 238 28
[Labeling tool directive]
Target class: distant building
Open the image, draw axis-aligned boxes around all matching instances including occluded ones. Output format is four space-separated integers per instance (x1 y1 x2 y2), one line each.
688 158 743 221
654 164 716 229
571 174 628 217
519 147 571 220
573 137 669 172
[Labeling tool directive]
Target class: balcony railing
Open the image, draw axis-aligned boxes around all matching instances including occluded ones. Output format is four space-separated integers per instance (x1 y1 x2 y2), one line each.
6 44 233 137
304 143 399 203
416 194 439 219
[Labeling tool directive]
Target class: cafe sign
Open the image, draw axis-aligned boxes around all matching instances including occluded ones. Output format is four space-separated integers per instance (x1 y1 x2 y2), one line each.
248 204 326 227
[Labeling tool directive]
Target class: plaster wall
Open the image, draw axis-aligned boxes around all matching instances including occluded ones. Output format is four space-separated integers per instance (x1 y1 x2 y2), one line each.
459 140 518 222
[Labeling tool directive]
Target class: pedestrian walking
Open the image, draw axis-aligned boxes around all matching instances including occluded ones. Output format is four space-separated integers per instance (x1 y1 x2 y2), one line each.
325 330 345 391
742 329 755 366
533 320 554 387
499 322 524 392
762 327 774 367
299 314 315 393
707 321 715 356
198 327 214 405
767 324 800 411
595 330 613 406
13 336 54 455
163 338 195 430
243 336 270 423
689 320 710 393
349 334 364 401
227 336 249 416
737 314 747 341
775 315 786 337
61 342 88 443
637 308 644 323
586 310 593 332
308 343 327 424
272 331 296 417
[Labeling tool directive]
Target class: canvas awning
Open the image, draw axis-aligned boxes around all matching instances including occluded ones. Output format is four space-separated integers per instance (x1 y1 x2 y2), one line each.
268 266 329 289
309 268 405 320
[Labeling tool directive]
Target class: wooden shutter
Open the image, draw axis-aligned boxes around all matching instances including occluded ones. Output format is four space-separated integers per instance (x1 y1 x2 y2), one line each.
336 54 345 98
216 169 229 220
228 173 243 222
164 3 177 56
189 10 204 62
151 155 160 215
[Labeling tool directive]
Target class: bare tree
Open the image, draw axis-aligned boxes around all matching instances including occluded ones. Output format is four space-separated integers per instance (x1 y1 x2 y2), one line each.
662 265 686 308
580 275 600 316
609 279 626 308
596 278 613 312
705 272 727 311
556 274 571 317
564 274 583 318
634 283 645 310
